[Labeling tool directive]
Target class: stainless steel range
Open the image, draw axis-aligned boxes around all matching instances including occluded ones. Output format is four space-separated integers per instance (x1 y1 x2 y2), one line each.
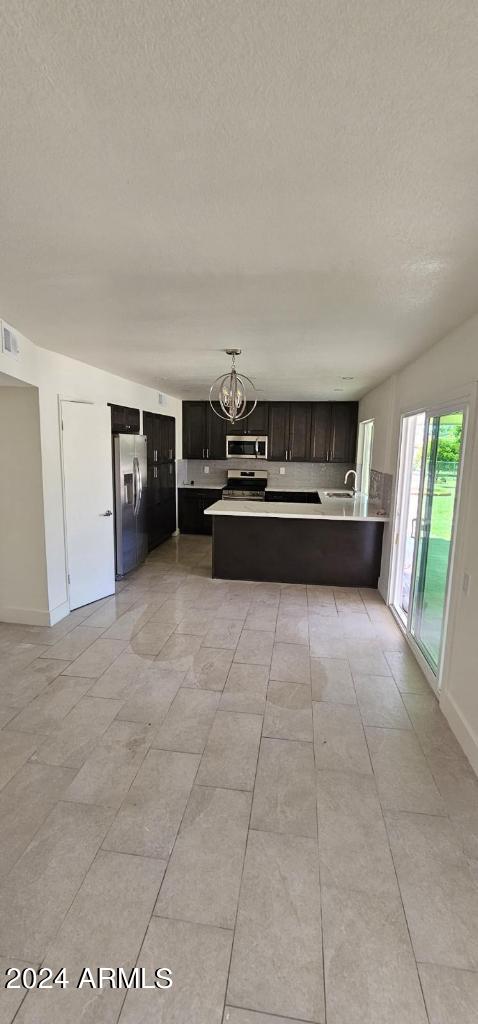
222 469 268 501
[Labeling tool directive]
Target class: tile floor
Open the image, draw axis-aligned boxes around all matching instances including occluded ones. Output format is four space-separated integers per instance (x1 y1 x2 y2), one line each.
0 534 477 1023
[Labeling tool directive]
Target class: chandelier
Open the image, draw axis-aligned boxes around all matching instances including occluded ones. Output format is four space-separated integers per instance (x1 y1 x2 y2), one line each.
209 349 257 423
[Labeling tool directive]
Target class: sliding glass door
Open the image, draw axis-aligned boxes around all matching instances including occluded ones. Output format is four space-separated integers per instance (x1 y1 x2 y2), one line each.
391 406 465 682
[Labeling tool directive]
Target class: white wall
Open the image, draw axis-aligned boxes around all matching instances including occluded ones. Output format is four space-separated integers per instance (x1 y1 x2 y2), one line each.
0 386 50 622
359 313 478 772
0 328 182 623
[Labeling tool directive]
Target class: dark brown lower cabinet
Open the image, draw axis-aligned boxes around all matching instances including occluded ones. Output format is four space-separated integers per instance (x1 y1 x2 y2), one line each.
178 489 223 535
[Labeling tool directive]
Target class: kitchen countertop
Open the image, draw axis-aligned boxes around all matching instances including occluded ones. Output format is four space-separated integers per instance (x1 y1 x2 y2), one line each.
204 490 389 522
179 483 225 490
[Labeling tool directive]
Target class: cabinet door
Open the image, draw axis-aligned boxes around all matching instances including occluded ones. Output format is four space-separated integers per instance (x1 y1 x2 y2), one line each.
207 403 227 459
310 403 332 462
329 403 358 463
182 402 208 459
288 403 312 461
228 401 269 435
268 403 290 460
166 416 176 460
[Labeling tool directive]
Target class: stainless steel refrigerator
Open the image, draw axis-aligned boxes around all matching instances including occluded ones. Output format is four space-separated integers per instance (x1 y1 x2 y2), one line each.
113 433 148 576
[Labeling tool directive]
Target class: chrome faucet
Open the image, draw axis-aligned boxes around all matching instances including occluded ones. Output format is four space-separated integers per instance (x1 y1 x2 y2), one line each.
344 469 357 492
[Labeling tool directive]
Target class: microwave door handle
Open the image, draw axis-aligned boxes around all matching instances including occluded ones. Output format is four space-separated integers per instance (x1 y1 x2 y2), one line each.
255 439 259 457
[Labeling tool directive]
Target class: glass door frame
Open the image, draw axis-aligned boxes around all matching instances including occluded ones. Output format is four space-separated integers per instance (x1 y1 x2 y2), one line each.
389 398 469 692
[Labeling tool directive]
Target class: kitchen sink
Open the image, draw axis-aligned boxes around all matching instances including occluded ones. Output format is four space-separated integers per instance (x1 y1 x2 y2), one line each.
325 490 355 497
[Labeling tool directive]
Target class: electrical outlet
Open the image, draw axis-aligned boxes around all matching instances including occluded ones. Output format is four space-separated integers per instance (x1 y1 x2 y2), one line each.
463 572 471 595
279 466 286 475
204 465 210 474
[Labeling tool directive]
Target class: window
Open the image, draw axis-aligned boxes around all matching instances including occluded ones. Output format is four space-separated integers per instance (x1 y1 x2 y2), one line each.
356 419 374 496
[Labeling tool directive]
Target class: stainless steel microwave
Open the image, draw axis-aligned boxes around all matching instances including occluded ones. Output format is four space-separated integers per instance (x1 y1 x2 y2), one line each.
226 435 268 459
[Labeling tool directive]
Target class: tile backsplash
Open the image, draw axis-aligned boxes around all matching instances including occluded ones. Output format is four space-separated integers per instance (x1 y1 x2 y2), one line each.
178 459 354 490
369 469 393 512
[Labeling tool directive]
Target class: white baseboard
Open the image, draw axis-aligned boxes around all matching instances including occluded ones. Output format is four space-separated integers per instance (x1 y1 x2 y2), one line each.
0 599 70 627
440 690 478 777
48 600 70 626
0 605 52 626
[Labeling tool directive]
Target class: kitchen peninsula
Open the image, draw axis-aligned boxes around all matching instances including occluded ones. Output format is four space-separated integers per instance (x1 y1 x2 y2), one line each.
205 491 388 587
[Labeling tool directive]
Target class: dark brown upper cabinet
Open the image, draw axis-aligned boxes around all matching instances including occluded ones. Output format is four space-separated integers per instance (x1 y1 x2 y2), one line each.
310 402 331 462
328 402 358 463
268 402 311 461
108 404 140 434
268 403 290 460
227 401 269 436
182 399 357 464
182 402 208 459
182 401 227 459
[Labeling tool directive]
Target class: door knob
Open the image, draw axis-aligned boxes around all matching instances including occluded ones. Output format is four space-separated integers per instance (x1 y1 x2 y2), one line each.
101 510 113 516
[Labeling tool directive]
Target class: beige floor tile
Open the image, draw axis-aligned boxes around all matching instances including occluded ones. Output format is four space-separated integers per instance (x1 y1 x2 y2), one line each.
155 785 251 928
128 620 176 656
197 711 262 790
15 851 166 1024
118 916 232 1024
0 644 49 684
346 639 392 676
156 633 203 666
322 885 427 1024
33 697 123 769
385 810 478 969
316 770 398 896
270 642 310 684
202 618 243 650
0 762 76 880
60 638 128 678
366 727 446 814
220 663 269 715
234 630 275 667
354 673 412 729
224 1012 306 1024
227 829 324 1022
244 604 278 632
40 626 104 662
64 720 152 807
0 731 40 791
402 691 463 758
263 680 313 741
175 612 214 636
310 657 356 704
275 613 309 644
1 658 71 708
116 663 183 724
0 959 38 1023
216 598 252 621
101 603 156 640
80 593 138 628
336 613 377 639
418 964 478 1024
0 707 20 728
308 618 346 658
3 676 92 734
23 611 89 644
0 802 114 961
88 649 154 699
251 738 316 837
384 650 430 692
103 748 199 858
153 688 220 752
313 703 372 774
183 647 234 690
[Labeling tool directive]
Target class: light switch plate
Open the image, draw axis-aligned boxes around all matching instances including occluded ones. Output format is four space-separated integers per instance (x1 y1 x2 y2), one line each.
204 465 210 474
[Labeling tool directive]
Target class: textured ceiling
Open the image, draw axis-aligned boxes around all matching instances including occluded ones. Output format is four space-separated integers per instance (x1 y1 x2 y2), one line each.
1 0 477 399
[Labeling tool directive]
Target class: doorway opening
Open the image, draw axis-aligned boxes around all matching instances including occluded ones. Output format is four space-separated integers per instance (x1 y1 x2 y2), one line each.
391 405 466 685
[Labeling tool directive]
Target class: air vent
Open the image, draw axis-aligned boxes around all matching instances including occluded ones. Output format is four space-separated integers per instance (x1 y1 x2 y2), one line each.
1 321 20 358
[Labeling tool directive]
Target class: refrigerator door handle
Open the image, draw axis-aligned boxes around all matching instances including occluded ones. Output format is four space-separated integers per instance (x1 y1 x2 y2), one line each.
136 458 143 512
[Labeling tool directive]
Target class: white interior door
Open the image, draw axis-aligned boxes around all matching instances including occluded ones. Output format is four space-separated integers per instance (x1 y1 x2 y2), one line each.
61 401 115 609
